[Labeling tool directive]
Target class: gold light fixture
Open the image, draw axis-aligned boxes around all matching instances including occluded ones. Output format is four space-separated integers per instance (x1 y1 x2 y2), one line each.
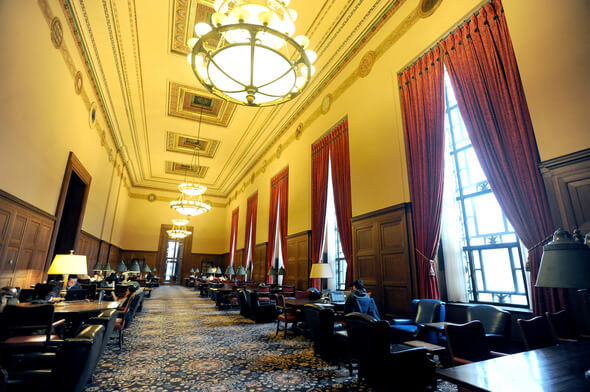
166 217 192 239
170 107 212 216
187 0 316 106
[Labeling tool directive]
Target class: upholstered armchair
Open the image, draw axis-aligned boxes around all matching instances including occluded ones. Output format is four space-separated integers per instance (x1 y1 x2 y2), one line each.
445 320 507 364
466 304 511 351
389 299 445 344
518 316 557 351
246 290 277 323
345 313 435 390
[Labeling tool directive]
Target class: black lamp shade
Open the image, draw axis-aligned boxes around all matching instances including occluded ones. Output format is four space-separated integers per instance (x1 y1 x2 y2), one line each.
536 229 590 289
116 260 127 273
129 261 141 273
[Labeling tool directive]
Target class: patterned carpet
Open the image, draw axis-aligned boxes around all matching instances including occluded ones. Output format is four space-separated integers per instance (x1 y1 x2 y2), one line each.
85 286 458 392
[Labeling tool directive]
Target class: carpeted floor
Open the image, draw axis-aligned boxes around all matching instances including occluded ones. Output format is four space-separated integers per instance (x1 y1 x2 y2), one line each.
86 285 458 392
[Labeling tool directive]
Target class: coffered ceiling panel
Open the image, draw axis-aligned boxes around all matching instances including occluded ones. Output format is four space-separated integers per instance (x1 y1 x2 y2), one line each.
62 0 409 199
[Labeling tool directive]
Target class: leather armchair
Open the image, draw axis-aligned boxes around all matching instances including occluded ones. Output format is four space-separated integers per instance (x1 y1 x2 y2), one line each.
246 290 277 323
389 299 445 344
445 320 507 364
237 289 250 318
518 316 557 351
345 313 435 390
466 304 511 351
305 304 351 375
84 308 117 361
2 324 105 392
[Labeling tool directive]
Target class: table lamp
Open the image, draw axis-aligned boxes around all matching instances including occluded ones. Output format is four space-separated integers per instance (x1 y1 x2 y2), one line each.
143 264 151 274
129 260 141 274
535 228 590 380
116 260 127 273
236 265 246 278
310 263 333 291
225 265 235 277
92 262 102 273
47 250 88 289
195 268 200 275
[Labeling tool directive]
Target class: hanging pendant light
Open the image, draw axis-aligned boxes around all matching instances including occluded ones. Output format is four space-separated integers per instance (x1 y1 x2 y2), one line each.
170 107 211 216
166 217 192 239
187 0 316 106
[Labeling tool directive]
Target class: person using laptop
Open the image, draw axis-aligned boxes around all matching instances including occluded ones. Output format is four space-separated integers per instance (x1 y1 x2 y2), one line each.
343 279 369 314
46 275 81 301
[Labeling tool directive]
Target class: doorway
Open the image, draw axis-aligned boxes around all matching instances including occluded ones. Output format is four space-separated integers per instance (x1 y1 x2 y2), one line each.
46 152 91 270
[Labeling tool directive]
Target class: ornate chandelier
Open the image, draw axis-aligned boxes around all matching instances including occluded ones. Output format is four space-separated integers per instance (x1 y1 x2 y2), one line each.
170 192 211 216
187 0 316 106
170 107 212 216
166 217 192 239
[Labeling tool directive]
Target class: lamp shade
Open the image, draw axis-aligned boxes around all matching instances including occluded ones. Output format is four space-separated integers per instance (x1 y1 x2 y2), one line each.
195 268 200 274
47 251 88 275
536 229 590 289
216 267 223 275
207 267 216 274
268 266 277 276
92 262 102 272
104 262 113 273
143 264 152 273
129 261 141 273
309 263 334 279
278 266 286 276
116 260 127 273
225 265 235 275
190 268 195 273
236 265 246 276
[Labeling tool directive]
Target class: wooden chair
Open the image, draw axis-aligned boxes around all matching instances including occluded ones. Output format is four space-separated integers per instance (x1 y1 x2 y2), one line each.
445 320 507 365
0 305 65 352
545 310 589 342
518 316 557 351
275 295 297 338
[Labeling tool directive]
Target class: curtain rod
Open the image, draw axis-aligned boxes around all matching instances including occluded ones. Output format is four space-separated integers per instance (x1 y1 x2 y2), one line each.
397 0 491 74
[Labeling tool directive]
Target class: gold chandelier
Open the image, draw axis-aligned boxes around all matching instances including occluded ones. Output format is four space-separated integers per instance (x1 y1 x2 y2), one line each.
166 217 192 239
170 107 211 216
187 0 316 106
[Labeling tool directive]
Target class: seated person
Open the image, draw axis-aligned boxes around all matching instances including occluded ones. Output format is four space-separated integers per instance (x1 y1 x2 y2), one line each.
344 279 369 314
45 275 81 301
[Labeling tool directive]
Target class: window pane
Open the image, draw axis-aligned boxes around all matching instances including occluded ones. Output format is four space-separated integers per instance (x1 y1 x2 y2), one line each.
471 193 508 235
480 248 515 292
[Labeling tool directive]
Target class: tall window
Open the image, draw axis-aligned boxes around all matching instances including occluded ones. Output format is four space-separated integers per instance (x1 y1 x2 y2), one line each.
165 240 183 282
324 157 346 290
443 71 528 306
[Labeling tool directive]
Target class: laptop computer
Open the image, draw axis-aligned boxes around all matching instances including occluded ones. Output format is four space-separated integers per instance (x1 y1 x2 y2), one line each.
329 290 346 304
65 289 88 301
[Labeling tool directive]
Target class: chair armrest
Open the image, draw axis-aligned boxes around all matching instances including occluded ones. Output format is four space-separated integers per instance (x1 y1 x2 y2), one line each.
52 319 65 328
490 351 508 357
579 334 590 339
453 357 473 365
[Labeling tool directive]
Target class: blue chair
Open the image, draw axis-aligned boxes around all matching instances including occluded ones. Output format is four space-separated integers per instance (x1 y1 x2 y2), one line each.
389 299 445 344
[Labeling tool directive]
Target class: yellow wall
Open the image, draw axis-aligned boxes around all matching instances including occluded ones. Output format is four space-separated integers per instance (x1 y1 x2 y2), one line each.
224 0 590 253
0 0 128 246
120 196 227 254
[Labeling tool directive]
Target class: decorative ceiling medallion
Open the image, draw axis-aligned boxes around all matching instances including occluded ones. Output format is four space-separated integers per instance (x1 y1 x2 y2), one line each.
168 81 236 127
50 17 63 48
171 0 215 56
358 51 376 78
147 193 157 202
321 94 332 114
165 161 208 178
89 102 97 128
74 71 83 94
419 0 443 18
166 131 220 158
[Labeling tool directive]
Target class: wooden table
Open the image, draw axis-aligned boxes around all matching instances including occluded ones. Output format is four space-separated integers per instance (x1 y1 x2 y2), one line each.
403 340 446 354
437 340 590 391
20 300 120 314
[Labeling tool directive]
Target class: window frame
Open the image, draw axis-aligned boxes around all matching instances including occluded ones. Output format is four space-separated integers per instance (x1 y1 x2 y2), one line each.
444 74 529 308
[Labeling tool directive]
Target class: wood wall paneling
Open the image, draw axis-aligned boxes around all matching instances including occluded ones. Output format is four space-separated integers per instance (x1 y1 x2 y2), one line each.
120 250 158 271
285 231 311 290
0 192 55 288
107 245 120 268
253 242 268 282
352 204 416 316
540 148 590 234
77 231 100 274
97 241 110 266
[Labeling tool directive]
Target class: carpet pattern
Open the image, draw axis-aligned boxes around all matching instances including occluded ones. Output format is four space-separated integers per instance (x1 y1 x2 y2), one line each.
85 286 458 392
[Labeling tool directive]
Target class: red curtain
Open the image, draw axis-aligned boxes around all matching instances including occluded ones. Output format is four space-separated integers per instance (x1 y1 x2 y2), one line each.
399 46 444 299
311 135 330 290
267 168 289 283
229 208 239 266
329 119 354 286
243 192 258 271
441 0 561 314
